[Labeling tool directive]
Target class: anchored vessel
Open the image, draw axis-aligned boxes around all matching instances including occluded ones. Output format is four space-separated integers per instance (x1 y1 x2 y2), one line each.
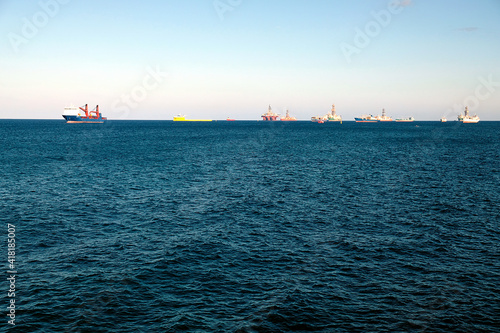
173 114 212 121
396 116 415 122
311 104 342 122
327 104 342 122
355 108 392 122
261 105 279 121
280 109 297 121
377 108 393 122
458 106 479 123
440 117 447 122
63 104 106 123
354 115 379 122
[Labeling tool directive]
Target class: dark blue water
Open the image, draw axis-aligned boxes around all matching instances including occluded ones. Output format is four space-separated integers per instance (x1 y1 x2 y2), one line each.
1 120 499 332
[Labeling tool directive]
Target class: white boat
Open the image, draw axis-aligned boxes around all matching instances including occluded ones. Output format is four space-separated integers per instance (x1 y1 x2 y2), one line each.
440 117 447 122
327 104 342 122
457 106 479 123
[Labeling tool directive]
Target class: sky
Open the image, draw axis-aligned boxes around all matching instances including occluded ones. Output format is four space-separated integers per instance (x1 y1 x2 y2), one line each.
1 0 499 120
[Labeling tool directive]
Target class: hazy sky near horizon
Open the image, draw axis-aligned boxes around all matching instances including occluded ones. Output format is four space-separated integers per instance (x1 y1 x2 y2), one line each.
1 0 499 120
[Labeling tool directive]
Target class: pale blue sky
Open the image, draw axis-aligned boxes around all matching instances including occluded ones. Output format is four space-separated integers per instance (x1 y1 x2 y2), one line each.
1 0 499 120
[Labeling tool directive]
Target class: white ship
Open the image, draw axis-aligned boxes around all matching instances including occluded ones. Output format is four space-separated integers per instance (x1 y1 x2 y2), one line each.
327 104 342 122
457 106 479 123
376 108 393 122
312 104 342 122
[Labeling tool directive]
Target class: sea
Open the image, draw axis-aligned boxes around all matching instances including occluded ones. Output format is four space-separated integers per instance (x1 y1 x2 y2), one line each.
1 119 499 332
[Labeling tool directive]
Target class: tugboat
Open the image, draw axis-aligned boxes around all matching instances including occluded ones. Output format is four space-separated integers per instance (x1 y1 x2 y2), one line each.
280 109 297 121
63 104 107 123
458 106 479 123
261 105 279 121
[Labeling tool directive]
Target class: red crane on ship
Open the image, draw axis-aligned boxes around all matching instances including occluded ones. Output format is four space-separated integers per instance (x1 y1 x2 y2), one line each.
79 104 106 120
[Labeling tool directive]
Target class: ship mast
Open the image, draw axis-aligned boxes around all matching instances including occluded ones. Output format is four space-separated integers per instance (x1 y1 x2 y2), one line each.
79 104 89 118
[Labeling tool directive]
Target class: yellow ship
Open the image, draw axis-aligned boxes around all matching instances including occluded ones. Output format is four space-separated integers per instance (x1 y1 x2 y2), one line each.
173 114 212 122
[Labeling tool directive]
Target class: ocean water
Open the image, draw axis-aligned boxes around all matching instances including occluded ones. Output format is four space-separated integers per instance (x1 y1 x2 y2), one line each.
1 119 499 332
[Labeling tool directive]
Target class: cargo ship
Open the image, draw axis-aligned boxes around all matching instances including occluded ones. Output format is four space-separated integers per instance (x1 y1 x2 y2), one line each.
63 104 107 123
395 116 415 122
355 108 392 122
173 114 212 121
354 115 378 122
280 109 297 121
261 105 279 121
458 106 479 123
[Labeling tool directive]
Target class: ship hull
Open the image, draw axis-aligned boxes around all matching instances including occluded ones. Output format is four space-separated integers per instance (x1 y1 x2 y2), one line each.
355 118 377 123
174 119 212 122
63 115 106 123
261 116 279 121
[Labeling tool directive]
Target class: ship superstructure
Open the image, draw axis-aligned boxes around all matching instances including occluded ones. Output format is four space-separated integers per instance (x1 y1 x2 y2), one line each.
326 104 342 122
377 108 393 122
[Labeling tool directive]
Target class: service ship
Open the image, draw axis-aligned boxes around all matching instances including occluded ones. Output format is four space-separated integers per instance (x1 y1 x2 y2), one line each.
261 105 279 121
327 104 342 122
63 104 106 123
377 108 393 122
280 109 297 121
458 106 479 123
311 104 342 122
